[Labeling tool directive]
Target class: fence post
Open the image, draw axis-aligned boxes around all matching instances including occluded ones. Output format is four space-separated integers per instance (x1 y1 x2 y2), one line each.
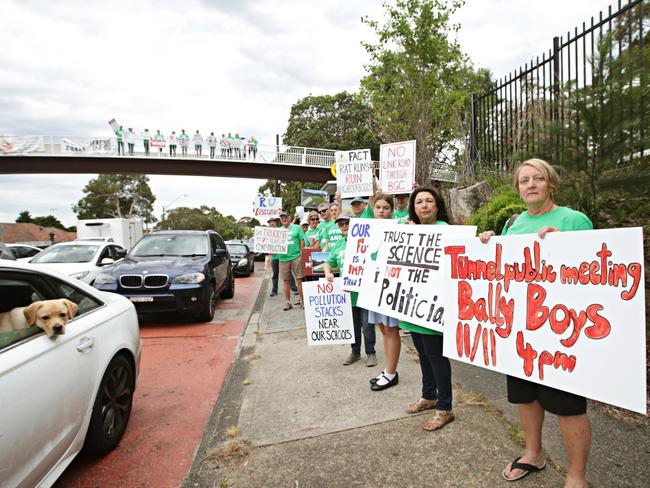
469 93 478 178
552 36 561 159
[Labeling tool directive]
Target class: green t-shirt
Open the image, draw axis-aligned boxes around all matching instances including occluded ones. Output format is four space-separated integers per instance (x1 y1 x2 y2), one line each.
326 237 358 306
398 220 449 336
304 227 320 246
502 206 593 235
358 205 374 219
320 220 344 248
392 206 409 224
278 224 305 262
115 129 124 141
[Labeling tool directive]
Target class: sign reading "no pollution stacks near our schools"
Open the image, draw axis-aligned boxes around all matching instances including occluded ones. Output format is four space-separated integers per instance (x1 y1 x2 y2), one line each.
252 226 288 254
335 149 373 198
303 278 354 345
252 194 282 219
442 227 647 414
379 140 416 195
357 224 477 331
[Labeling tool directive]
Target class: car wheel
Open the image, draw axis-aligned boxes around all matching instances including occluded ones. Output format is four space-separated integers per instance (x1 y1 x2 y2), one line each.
197 282 216 321
83 354 135 456
220 271 235 299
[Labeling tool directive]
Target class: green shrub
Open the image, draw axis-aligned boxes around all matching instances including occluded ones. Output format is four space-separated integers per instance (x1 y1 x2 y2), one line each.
469 185 526 234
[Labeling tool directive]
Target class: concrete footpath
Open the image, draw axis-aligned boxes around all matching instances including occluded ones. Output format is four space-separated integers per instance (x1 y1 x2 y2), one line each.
185 269 649 488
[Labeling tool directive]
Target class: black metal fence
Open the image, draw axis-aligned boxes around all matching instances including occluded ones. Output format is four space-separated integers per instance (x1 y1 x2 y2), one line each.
469 0 648 172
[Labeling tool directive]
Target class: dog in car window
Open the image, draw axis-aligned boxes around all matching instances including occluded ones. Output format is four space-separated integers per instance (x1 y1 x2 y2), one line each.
0 299 78 338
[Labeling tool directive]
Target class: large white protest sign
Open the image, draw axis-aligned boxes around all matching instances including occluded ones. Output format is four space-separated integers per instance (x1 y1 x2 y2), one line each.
252 226 288 254
252 195 282 219
341 218 394 292
379 140 416 194
357 224 477 332
304 278 355 345
0 136 44 155
335 149 373 198
442 228 646 414
61 138 112 154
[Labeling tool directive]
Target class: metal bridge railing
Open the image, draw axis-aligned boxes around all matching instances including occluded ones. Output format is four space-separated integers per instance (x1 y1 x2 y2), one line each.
0 135 336 169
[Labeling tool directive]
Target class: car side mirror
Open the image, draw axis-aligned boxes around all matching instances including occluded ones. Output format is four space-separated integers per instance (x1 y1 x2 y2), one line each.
214 248 227 257
100 257 114 266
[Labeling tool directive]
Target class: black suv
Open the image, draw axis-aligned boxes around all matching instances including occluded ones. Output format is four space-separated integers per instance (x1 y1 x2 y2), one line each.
94 230 234 321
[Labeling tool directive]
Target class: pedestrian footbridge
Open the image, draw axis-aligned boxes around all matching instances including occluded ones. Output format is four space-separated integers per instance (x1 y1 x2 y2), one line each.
0 135 335 182
0 135 458 183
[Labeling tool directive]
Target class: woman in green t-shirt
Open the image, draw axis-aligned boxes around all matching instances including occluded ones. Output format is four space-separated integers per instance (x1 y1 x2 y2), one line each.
399 186 455 432
479 158 593 486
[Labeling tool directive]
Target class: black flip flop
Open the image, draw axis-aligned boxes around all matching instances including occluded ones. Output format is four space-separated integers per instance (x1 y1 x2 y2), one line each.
502 456 546 482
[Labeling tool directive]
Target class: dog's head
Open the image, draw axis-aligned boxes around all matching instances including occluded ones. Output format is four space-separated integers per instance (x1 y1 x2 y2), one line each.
23 299 78 338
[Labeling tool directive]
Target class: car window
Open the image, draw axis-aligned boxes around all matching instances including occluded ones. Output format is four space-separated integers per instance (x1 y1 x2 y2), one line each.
52 279 102 316
0 272 102 351
0 277 47 349
31 244 98 264
227 244 248 254
131 234 208 257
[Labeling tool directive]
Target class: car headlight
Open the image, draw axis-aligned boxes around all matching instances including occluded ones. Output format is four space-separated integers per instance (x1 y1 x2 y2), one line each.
237 258 248 266
172 272 205 284
94 273 116 285
70 270 90 280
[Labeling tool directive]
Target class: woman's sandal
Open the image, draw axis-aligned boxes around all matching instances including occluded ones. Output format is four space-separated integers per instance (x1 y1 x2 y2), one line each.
421 410 455 431
405 398 438 414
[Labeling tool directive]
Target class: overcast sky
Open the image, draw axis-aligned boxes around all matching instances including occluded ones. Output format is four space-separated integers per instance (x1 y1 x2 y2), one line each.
0 0 614 227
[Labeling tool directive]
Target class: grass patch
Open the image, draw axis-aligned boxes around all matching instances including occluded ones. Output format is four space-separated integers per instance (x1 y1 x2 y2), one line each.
224 426 240 438
202 439 251 464
244 353 260 361
242 378 252 386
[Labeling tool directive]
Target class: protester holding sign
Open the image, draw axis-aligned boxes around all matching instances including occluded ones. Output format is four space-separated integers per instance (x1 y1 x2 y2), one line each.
398 186 455 431
304 211 321 248
115 125 125 156
168 131 177 157
278 211 306 310
366 194 402 389
143 128 151 156
477 158 594 485
316 202 343 251
324 213 377 367
179 129 190 156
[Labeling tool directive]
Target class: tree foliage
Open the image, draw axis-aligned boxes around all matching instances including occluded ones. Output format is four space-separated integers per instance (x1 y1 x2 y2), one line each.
73 174 157 223
157 206 255 240
15 210 70 230
283 91 379 155
360 0 487 183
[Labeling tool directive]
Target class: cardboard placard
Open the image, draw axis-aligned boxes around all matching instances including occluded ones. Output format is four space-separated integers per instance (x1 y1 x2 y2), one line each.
303 278 355 345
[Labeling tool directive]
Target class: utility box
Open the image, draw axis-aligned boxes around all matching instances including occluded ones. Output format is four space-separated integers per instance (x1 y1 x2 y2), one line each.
76 218 144 251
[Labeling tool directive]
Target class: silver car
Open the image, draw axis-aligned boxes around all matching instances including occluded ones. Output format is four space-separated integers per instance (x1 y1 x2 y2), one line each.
0 260 141 488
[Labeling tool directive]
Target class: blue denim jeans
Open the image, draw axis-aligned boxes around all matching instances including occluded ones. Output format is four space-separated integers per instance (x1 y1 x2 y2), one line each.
351 307 375 355
410 332 452 410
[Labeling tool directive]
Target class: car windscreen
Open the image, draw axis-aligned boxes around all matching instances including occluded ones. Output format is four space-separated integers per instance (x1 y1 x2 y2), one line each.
226 244 248 255
31 245 98 263
131 234 208 257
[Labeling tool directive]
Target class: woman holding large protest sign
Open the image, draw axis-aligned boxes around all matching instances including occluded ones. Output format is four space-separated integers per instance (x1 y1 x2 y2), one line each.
367 194 403 389
399 186 455 431
324 212 377 367
479 158 592 486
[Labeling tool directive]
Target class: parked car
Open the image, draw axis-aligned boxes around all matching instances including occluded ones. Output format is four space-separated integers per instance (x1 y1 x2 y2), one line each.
0 260 141 488
8 243 43 262
0 242 17 260
94 230 234 321
226 240 255 276
28 241 127 285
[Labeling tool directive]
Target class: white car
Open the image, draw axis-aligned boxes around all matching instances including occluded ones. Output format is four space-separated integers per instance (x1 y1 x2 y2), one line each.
7 244 43 262
28 241 127 284
0 260 141 488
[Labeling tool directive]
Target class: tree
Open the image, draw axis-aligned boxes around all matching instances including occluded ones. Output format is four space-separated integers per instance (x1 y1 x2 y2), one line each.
15 210 69 230
73 174 157 223
283 91 379 154
157 206 254 240
15 211 32 223
360 0 485 183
